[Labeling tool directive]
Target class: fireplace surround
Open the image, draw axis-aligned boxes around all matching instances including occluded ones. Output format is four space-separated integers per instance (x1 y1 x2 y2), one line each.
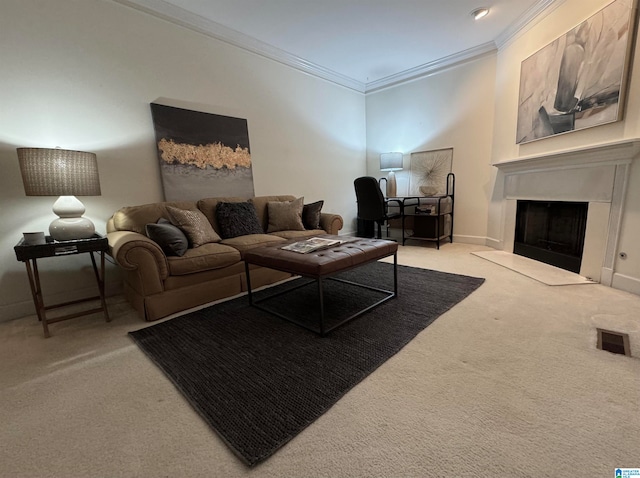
492 139 640 287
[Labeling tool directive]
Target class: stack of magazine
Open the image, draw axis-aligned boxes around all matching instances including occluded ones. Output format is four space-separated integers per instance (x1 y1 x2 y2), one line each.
415 205 435 215
281 237 349 254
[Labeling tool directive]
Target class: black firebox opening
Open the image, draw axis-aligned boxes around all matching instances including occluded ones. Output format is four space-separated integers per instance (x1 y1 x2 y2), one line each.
514 200 588 273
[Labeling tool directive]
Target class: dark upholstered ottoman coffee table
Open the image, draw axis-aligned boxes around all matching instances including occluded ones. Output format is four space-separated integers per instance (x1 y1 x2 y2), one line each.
243 235 398 336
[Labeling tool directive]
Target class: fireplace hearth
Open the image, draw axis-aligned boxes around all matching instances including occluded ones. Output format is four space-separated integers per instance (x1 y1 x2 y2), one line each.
514 201 588 273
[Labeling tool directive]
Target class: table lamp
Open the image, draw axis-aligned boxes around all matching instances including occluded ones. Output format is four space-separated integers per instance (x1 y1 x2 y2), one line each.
17 147 102 241
380 152 403 197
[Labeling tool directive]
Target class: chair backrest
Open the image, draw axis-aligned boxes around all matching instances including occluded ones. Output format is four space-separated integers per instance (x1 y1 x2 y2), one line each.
354 176 386 221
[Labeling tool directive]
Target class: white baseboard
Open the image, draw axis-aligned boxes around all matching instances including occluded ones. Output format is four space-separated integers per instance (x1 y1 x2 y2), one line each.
485 237 502 249
452 235 488 245
600 267 614 287
611 273 640 296
0 299 38 323
0 280 123 323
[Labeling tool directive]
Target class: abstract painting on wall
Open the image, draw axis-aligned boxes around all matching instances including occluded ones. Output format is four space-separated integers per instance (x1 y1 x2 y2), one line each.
409 148 453 196
516 0 637 144
150 103 254 201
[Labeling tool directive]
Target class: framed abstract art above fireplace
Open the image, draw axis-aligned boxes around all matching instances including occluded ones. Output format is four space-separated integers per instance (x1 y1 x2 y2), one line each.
516 0 637 144
150 103 255 201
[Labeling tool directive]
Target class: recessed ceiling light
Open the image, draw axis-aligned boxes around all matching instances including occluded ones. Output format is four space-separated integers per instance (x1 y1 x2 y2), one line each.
472 7 490 20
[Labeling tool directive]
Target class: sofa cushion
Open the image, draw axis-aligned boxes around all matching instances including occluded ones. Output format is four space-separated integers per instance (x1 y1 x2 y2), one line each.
216 202 264 238
220 234 286 258
197 196 245 235
249 195 297 231
163 262 246 291
145 218 189 257
269 229 326 240
167 206 221 247
113 201 196 235
266 197 305 233
166 242 241 276
302 200 324 230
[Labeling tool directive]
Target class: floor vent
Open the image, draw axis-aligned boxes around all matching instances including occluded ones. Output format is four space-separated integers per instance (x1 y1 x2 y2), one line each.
597 329 631 356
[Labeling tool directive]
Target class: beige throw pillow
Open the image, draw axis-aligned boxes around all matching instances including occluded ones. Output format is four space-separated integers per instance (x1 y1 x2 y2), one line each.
266 197 305 233
166 206 221 247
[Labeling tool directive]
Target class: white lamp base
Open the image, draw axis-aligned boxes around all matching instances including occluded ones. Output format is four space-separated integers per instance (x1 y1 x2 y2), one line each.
50 218 96 241
386 171 397 198
49 195 96 241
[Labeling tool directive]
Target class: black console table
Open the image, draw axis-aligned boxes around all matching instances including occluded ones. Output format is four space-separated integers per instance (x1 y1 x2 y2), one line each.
14 234 110 338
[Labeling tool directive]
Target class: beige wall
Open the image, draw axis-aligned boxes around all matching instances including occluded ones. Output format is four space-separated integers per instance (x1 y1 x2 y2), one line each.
0 0 366 321
489 0 640 294
365 55 498 244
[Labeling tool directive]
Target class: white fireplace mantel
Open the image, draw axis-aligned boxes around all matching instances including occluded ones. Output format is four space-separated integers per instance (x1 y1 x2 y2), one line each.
491 138 640 289
493 138 640 174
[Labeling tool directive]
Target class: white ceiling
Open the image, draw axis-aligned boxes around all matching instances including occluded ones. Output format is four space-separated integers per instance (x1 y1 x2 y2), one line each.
115 0 561 92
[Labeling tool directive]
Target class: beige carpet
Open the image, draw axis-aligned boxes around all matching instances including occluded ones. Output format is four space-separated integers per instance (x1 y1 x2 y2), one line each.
1 243 639 477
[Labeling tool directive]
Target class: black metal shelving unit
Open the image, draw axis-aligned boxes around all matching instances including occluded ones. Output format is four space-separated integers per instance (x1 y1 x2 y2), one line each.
401 173 455 249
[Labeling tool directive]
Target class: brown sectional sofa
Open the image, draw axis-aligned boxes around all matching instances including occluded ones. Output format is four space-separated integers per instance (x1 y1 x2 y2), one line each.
106 195 343 321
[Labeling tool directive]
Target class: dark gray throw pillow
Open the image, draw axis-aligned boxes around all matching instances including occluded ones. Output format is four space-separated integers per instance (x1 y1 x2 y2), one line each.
145 218 189 257
216 202 264 239
302 200 324 230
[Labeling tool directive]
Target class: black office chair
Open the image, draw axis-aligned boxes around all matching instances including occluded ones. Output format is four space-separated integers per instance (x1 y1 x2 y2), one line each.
354 176 401 239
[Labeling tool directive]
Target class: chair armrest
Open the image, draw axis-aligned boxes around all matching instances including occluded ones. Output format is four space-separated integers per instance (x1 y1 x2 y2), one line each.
319 213 343 235
385 198 403 207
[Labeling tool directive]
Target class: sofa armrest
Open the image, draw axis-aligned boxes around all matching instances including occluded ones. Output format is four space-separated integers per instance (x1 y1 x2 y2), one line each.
107 231 169 295
320 213 343 235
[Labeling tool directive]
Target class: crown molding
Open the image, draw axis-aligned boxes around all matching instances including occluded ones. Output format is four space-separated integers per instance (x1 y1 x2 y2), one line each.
112 0 367 93
495 0 565 49
113 0 563 95
365 42 498 93
365 0 563 93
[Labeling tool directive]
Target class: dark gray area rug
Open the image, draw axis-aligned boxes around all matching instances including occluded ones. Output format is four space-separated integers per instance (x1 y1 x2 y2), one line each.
129 262 484 466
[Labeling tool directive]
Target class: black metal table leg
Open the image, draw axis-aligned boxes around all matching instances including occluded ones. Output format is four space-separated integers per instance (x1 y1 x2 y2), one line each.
246 258 397 337
318 278 325 337
245 262 253 305
394 253 398 295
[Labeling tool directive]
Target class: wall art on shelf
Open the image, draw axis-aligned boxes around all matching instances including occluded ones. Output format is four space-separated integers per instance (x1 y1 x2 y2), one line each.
150 103 255 201
516 0 637 144
409 148 453 197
